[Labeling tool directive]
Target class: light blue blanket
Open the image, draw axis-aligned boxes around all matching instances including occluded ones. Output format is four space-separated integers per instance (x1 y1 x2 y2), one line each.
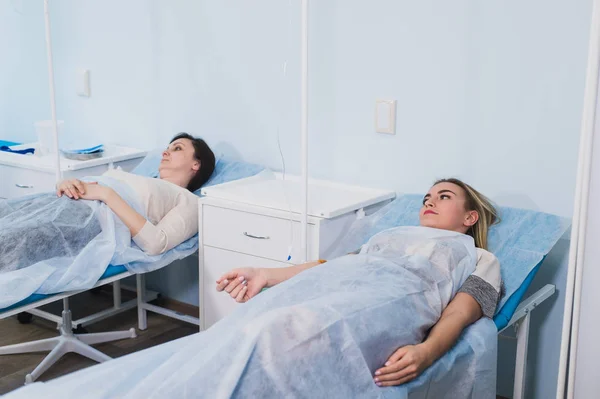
4 226 496 399
0 176 197 309
0 155 266 310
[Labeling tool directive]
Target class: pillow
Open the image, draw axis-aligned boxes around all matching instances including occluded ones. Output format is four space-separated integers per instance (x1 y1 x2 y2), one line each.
130 150 264 195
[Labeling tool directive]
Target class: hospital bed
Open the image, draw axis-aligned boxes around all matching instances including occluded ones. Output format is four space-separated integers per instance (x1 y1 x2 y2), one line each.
0 193 567 398
0 152 265 384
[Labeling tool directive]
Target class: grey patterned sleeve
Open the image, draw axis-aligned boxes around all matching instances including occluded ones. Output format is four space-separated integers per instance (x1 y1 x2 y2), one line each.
458 248 503 318
458 275 501 318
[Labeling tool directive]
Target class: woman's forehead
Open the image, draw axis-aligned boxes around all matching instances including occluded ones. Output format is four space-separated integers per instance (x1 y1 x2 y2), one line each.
428 182 465 196
170 138 190 147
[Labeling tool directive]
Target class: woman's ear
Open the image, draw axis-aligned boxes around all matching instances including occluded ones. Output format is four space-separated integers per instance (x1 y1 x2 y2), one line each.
192 161 201 172
464 210 479 227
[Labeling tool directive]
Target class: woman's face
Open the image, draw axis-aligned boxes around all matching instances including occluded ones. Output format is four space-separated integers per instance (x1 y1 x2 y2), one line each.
419 182 478 234
158 138 199 179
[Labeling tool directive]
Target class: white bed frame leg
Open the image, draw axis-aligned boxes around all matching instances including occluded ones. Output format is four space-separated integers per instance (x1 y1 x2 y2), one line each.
500 285 555 399
137 274 148 330
514 312 531 399
113 280 121 307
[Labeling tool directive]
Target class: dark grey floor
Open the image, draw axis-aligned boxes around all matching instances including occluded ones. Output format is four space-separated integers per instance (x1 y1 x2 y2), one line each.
0 290 198 395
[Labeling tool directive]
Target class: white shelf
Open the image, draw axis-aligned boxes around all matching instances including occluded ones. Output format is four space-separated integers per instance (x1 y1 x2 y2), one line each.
0 143 147 173
201 172 396 219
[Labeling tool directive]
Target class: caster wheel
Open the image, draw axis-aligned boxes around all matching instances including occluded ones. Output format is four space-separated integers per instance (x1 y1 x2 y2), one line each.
73 325 88 334
17 312 33 324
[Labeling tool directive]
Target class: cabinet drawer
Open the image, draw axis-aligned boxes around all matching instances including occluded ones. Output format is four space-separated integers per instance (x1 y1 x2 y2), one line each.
202 246 289 329
0 165 54 199
202 205 317 262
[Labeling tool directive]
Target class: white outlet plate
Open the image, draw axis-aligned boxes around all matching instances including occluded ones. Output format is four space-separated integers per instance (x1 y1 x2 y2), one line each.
76 69 91 97
375 99 396 134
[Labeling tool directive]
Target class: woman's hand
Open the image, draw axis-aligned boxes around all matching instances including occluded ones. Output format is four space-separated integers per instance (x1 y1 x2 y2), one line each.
79 183 113 202
56 179 97 200
216 268 268 303
373 344 433 387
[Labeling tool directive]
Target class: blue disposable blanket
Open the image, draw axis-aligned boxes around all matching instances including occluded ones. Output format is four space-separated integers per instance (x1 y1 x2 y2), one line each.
0 154 265 309
3 227 497 399
0 176 198 309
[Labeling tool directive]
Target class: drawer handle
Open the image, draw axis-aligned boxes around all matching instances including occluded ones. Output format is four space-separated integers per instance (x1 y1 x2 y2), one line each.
243 232 270 240
15 184 34 189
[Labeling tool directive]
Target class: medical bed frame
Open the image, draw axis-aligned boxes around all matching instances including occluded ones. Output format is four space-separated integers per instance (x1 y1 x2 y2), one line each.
500 283 555 399
0 253 200 384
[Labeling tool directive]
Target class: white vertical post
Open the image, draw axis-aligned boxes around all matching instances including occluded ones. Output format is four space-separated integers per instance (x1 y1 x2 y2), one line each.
514 314 531 399
300 0 309 263
43 0 62 184
113 281 122 308
136 274 147 330
556 0 600 397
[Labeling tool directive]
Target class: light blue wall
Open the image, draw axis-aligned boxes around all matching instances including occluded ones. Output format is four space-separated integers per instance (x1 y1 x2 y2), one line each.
0 1 51 143
464 3 591 398
34 0 309 162
310 5 590 398
3 1 593 398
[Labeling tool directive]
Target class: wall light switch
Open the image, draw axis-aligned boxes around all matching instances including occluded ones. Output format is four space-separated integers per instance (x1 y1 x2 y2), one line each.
76 69 91 97
375 99 396 134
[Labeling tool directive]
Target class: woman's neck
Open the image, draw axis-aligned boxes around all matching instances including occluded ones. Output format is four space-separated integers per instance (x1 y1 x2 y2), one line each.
160 175 189 189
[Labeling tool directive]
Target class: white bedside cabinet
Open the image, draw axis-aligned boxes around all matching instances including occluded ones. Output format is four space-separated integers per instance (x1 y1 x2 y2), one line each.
0 143 147 199
198 173 395 330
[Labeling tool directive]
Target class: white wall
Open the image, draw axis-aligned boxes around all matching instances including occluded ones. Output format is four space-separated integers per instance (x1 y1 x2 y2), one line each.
2 1 592 398
311 0 587 218
465 1 588 218
312 4 590 398
0 1 51 143
38 0 309 163
464 4 591 397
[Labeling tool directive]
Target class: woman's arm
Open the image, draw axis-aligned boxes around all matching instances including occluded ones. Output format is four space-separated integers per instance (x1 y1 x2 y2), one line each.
80 183 146 237
218 248 360 302
373 293 482 387
263 260 325 287
216 260 326 302
83 182 200 255
101 187 147 236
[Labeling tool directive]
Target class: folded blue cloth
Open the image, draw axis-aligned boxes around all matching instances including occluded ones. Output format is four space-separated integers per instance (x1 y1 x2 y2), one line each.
0 146 35 155
60 144 104 155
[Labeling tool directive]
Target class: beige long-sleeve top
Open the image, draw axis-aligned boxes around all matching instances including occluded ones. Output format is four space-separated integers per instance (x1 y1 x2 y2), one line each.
102 169 198 256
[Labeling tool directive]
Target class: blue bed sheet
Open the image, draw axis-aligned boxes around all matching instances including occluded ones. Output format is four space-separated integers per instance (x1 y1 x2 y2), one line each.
1 265 127 313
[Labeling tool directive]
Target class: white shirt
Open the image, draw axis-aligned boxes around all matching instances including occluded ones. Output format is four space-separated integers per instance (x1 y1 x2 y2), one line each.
102 169 198 255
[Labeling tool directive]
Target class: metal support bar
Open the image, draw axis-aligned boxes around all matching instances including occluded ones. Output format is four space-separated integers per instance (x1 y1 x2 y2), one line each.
514 313 531 399
27 309 62 327
76 299 137 327
500 284 555 333
16 279 159 329
496 284 555 399
141 303 200 326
